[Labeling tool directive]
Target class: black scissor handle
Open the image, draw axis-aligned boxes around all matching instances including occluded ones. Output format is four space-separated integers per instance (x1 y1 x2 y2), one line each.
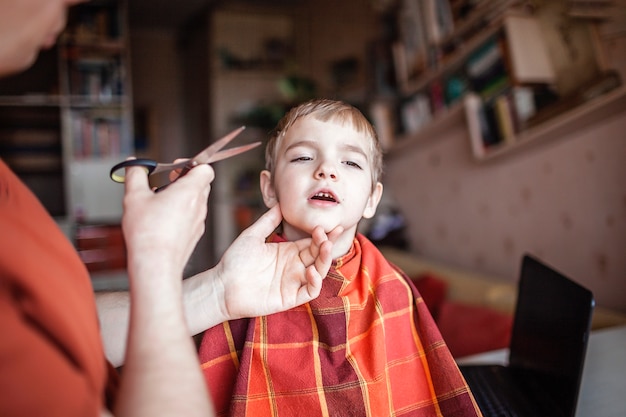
110 159 157 183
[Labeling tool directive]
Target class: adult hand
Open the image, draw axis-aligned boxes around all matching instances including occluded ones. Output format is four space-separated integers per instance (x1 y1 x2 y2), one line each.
209 205 342 323
122 162 214 284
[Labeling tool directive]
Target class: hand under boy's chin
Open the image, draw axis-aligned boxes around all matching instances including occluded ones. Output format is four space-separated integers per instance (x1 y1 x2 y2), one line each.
281 218 342 240
280 221 322 241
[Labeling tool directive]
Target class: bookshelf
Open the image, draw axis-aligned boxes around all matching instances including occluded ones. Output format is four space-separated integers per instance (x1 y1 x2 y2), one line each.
60 0 133 227
388 0 618 161
0 0 132 255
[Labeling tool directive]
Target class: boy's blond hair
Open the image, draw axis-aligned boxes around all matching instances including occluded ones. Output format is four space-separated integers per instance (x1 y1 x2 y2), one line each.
265 99 383 190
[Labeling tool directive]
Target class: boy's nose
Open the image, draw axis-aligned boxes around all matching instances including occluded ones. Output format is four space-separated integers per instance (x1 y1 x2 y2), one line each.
316 163 337 180
317 172 337 179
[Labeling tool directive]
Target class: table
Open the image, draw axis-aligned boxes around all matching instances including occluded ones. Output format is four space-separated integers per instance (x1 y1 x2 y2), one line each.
456 325 626 417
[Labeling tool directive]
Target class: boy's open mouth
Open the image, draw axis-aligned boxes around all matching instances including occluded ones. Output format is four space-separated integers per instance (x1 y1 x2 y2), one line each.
311 191 337 203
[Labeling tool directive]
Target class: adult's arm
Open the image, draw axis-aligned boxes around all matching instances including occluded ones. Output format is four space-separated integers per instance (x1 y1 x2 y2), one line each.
97 204 339 367
113 163 215 416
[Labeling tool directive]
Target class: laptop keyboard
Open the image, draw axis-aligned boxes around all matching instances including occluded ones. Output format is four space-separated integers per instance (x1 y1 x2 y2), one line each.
462 366 534 417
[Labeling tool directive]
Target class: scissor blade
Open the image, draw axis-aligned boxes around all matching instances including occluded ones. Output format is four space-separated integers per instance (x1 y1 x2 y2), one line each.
207 141 262 163
191 126 246 165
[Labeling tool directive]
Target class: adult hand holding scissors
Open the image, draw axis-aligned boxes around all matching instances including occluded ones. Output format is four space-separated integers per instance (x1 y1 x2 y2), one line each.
110 126 260 190
122 159 214 283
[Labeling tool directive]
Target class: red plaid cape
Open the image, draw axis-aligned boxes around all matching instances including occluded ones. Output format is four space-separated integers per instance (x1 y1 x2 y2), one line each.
199 234 481 416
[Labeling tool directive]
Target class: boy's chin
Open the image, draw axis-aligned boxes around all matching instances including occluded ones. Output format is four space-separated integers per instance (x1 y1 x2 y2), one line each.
283 221 339 240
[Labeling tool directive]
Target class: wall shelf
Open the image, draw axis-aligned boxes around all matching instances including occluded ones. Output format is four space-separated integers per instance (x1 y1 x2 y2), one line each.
386 99 466 157
386 85 626 164
0 95 63 107
475 85 626 162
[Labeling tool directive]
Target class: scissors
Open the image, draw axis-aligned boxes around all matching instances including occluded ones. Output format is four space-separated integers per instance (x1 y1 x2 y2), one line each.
110 126 260 188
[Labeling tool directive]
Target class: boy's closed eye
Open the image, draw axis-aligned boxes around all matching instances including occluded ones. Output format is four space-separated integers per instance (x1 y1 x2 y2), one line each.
290 156 313 163
290 155 363 170
344 160 363 169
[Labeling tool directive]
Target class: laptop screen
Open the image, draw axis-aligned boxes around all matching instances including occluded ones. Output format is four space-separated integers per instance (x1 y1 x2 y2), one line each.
508 254 594 416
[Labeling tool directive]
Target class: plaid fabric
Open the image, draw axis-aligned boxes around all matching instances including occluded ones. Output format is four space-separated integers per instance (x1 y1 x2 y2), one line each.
199 234 481 416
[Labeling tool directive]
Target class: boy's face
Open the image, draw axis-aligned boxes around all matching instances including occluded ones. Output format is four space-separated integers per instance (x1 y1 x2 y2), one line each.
260 115 383 242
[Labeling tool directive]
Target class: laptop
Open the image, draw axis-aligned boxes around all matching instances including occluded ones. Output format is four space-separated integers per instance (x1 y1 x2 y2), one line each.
459 254 595 417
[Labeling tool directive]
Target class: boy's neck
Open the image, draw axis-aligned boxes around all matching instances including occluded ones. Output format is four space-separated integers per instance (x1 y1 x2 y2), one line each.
329 231 357 259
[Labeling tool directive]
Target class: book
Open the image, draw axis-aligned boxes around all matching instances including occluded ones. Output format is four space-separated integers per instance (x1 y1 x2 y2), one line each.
482 100 503 147
392 42 410 92
494 94 515 144
466 35 511 98
397 0 429 81
464 92 499 157
511 86 536 128
429 79 446 114
370 100 397 150
401 93 432 134
436 0 455 41
503 14 556 84
445 73 469 105
466 37 502 78
72 113 123 158
424 0 455 46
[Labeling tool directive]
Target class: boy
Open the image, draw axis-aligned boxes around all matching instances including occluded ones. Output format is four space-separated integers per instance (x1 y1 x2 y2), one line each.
198 99 480 416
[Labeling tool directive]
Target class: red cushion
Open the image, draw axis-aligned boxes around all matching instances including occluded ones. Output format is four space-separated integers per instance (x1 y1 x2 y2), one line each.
437 301 513 358
411 273 448 320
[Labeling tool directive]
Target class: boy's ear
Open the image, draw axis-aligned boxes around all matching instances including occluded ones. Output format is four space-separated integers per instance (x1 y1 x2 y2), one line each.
363 182 383 219
260 170 278 208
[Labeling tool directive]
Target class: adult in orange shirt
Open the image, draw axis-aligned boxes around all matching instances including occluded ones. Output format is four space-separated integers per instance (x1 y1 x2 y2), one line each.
0 1 339 416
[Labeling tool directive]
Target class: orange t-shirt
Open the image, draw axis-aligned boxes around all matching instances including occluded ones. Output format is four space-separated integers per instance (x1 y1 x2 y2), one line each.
0 160 116 416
